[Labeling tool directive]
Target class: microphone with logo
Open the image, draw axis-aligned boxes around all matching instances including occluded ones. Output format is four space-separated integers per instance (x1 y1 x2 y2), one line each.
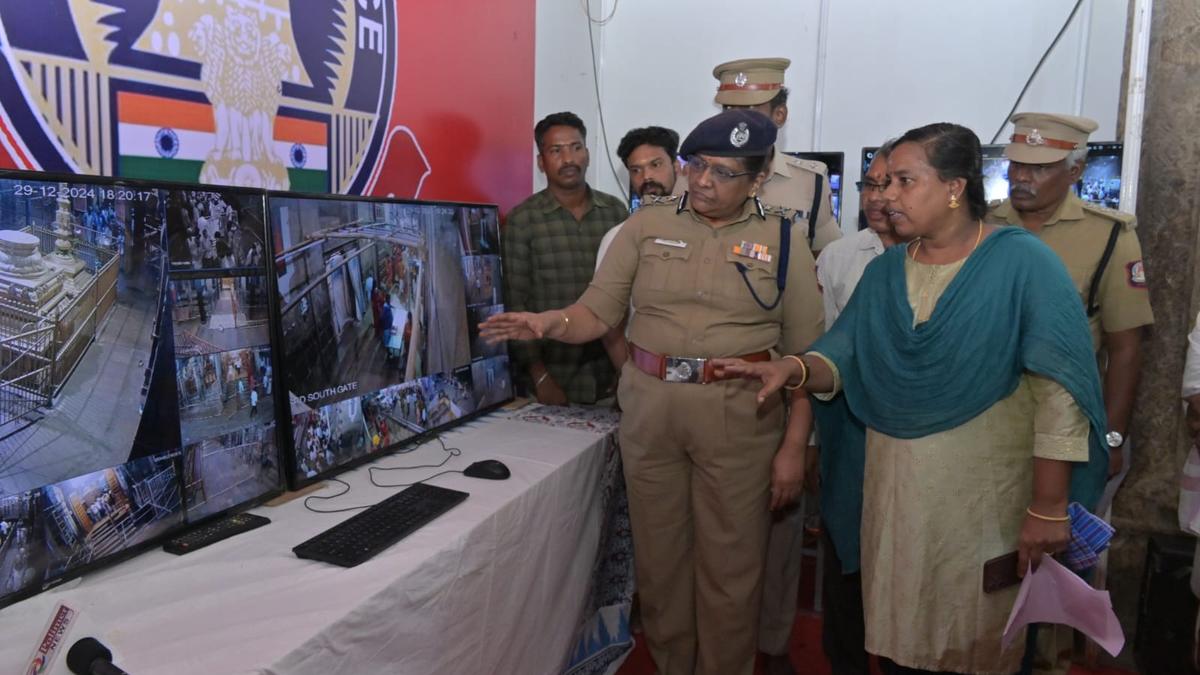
66 637 130 675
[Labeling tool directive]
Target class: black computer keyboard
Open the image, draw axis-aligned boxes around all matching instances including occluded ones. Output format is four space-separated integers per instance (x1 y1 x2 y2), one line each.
293 483 469 567
163 512 270 555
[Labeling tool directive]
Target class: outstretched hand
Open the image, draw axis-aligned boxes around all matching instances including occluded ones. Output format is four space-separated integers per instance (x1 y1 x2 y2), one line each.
711 357 802 404
478 312 555 343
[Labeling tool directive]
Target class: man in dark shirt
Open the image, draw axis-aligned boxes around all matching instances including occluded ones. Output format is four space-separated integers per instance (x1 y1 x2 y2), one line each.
503 112 627 404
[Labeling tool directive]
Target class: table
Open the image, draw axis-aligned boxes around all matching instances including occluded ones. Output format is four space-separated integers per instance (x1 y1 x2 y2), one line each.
0 407 630 675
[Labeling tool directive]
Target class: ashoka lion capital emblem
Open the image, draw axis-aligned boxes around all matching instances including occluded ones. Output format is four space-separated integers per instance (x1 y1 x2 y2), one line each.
0 1 395 194
190 5 291 189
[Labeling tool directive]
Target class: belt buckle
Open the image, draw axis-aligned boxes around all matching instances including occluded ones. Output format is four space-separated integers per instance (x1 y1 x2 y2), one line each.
664 356 706 384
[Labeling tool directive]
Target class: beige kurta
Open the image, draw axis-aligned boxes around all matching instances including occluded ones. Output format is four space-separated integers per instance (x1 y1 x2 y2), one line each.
812 254 1091 674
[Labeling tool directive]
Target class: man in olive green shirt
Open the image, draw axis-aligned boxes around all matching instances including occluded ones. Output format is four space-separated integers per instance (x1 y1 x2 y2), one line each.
503 111 627 404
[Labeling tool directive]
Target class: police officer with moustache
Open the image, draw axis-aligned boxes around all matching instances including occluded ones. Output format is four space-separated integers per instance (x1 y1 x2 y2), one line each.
481 109 823 675
675 57 842 254
986 112 1154 675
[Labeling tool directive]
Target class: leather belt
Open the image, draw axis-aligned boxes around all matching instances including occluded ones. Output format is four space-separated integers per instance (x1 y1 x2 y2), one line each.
629 343 770 384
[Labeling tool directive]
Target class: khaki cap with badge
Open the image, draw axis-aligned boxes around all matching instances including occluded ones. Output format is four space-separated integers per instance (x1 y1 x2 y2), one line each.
713 57 790 107
1004 112 1099 164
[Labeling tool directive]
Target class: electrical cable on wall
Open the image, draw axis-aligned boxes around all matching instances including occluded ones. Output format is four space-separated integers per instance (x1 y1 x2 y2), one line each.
581 0 620 25
583 0 628 202
989 0 1086 144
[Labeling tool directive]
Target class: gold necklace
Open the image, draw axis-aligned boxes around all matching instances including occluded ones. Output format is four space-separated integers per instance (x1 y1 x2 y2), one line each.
909 220 984 262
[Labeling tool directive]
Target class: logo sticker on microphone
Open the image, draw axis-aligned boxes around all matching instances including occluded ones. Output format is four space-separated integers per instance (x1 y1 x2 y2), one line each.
24 602 78 675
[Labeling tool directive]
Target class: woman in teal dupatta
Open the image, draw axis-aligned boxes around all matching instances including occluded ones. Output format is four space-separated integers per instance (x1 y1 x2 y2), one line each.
716 124 1108 675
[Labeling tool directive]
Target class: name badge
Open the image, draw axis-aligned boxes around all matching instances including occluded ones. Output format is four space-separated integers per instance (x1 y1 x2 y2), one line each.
654 238 688 248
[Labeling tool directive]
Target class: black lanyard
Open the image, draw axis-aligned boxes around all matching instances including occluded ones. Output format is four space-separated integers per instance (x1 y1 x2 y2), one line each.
734 207 791 311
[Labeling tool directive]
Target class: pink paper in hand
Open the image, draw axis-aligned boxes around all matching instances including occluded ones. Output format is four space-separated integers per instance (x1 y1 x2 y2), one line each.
1000 556 1124 656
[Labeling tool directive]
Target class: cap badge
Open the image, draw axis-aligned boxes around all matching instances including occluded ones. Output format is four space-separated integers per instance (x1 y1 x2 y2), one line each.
734 72 748 87
730 122 750 148
1025 129 1045 146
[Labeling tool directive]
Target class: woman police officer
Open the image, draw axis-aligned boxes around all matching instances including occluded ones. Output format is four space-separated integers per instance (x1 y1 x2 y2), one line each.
480 109 823 675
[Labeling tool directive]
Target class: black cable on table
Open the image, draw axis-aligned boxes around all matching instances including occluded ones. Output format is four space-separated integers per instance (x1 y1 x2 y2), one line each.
302 477 367 514
301 435 463 512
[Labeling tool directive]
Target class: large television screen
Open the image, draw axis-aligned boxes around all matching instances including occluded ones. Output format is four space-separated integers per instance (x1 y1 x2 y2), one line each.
267 194 511 487
0 172 281 608
787 151 843 225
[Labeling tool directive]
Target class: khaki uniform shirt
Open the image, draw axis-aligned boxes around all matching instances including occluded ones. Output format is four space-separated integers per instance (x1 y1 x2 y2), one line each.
581 194 824 358
674 150 842 253
987 192 1154 352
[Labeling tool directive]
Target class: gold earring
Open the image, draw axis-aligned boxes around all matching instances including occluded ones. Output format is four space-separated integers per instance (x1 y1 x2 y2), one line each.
949 194 960 209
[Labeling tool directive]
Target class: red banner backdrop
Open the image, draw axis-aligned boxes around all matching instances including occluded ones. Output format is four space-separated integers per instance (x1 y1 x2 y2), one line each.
0 1 534 212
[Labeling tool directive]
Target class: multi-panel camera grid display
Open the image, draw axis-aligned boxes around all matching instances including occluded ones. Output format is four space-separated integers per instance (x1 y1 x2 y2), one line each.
267 193 511 488
0 171 281 608
0 170 514 609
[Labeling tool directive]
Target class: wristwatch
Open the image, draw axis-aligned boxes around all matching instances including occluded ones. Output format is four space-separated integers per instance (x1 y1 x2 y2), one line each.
1105 431 1124 448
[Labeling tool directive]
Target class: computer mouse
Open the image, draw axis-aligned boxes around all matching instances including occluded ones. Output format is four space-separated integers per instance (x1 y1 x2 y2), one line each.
463 459 511 480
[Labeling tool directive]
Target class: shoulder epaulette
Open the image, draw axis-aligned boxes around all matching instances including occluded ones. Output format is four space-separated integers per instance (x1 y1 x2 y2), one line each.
641 194 682 207
784 156 828 177
762 204 798 221
1080 201 1136 230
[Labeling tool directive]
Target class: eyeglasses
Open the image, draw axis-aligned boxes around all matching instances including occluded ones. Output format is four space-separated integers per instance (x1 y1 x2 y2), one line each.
855 180 889 194
685 156 755 184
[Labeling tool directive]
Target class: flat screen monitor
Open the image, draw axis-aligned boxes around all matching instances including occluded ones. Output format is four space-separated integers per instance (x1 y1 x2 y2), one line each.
862 142 1123 209
1077 142 1122 210
0 171 281 609
979 144 1010 204
164 188 282 523
267 194 512 488
787 151 843 225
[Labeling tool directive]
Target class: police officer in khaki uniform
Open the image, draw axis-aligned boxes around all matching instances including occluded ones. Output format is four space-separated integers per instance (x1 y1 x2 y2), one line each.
481 109 824 675
986 112 1153 674
694 57 837 674
675 57 842 255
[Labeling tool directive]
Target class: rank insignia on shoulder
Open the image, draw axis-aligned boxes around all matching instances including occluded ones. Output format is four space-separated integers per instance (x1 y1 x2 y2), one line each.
763 205 798 220
1127 260 1146 288
642 194 681 206
733 241 772 263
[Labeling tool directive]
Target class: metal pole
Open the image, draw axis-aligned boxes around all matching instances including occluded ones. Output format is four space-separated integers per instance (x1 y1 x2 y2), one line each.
1120 0 1153 213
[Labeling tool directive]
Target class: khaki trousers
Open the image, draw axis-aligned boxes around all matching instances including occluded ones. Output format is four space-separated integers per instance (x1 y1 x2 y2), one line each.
618 365 784 675
758 502 805 654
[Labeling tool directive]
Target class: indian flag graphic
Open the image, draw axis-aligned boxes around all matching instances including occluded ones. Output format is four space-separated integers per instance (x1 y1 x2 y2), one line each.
115 91 328 191
116 91 212 183
274 115 328 193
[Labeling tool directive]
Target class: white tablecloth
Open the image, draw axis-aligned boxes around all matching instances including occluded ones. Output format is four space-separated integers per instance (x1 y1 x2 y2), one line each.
0 410 618 675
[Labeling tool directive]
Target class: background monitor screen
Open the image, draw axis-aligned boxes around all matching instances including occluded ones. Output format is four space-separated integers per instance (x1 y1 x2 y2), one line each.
787 151 843 225
862 142 1124 209
979 144 1010 204
0 172 280 608
1078 142 1122 210
267 195 511 488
